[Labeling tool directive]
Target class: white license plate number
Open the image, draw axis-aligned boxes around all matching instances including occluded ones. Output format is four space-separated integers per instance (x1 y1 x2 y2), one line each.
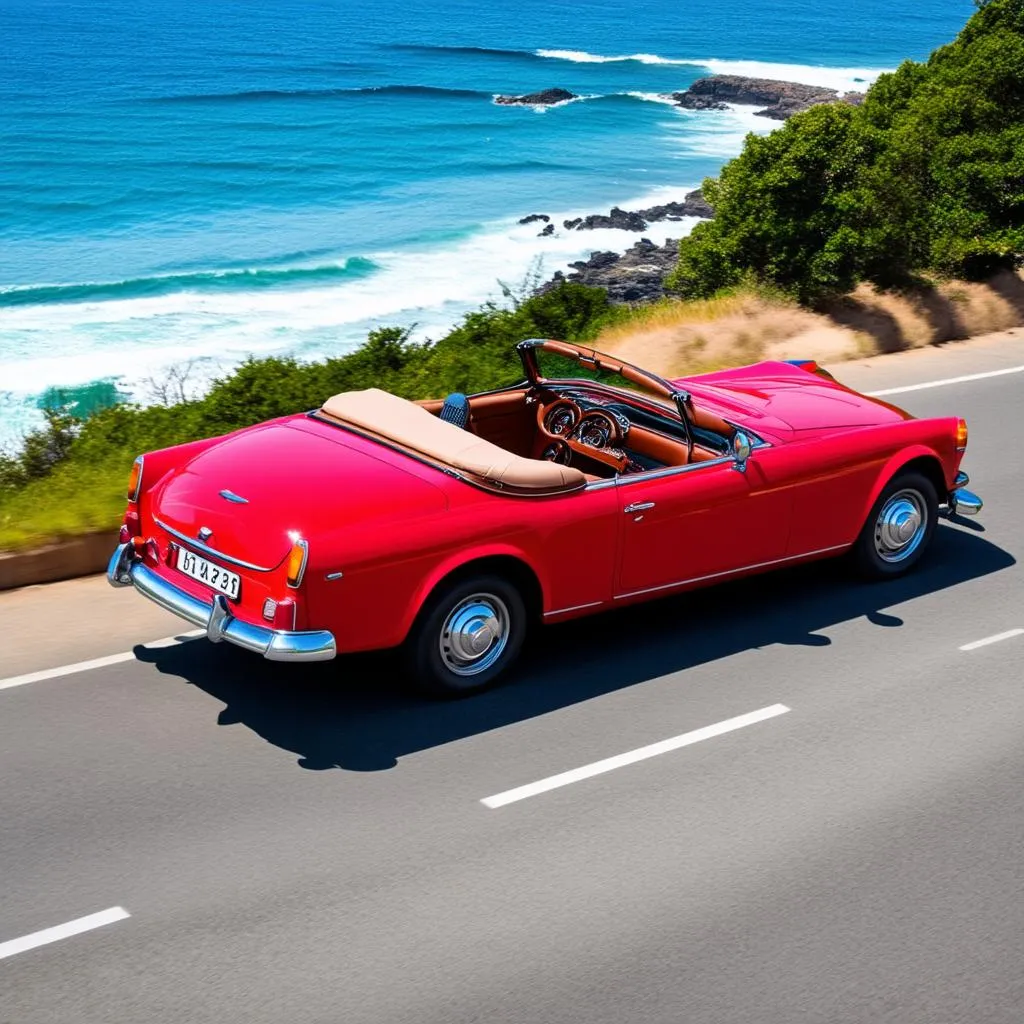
176 548 240 600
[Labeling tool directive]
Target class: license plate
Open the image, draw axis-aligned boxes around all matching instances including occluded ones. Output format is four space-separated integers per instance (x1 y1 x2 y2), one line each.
176 547 240 600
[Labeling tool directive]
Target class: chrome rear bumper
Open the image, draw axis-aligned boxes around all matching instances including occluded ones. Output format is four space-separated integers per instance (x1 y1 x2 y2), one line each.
944 470 983 517
107 543 336 662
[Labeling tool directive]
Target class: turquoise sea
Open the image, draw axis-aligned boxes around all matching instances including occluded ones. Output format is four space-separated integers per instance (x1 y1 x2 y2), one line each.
0 0 974 447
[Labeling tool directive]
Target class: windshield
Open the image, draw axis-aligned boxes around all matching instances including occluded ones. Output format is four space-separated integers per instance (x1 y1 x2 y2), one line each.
531 344 673 402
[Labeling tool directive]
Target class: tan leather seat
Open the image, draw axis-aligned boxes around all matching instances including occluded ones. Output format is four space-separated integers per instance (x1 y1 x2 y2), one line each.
320 388 587 493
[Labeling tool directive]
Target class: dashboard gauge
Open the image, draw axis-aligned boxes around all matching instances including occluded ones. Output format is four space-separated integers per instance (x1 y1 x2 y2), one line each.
544 404 577 436
576 413 615 448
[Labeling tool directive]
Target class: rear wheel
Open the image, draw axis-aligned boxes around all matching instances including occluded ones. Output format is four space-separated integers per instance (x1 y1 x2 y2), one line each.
402 574 527 697
852 470 938 579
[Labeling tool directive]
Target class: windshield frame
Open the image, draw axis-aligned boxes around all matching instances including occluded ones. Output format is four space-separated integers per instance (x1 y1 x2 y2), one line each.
516 338 696 451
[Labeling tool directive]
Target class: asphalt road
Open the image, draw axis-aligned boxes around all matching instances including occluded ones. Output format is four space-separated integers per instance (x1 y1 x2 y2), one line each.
2 334 1023 1024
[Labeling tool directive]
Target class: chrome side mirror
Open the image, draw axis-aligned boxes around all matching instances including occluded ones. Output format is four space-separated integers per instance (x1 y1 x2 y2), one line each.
732 430 752 472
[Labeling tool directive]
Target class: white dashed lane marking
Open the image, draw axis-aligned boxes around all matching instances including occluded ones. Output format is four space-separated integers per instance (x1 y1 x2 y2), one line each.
0 630 205 691
0 907 130 961
481 704 791 808
866 364 1024 396
959 629 1024 652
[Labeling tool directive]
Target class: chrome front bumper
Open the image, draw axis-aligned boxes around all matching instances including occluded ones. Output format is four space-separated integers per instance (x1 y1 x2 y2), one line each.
107 543 336 662
944 470 983 517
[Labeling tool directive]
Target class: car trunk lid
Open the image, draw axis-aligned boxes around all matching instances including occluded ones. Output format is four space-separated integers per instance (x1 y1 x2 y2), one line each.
150 416 448 570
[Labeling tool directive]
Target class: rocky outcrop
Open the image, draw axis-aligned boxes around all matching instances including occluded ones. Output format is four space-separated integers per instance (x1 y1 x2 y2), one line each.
526 190 713 301
557 189 712 232
670 75 864 120
564 207 648 232
539 238 681 304
636 190 714 221
495 88 576 106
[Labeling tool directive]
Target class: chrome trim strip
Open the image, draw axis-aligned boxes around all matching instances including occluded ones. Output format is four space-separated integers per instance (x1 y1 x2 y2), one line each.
219 489 249 504
325 571 344 581
155 518 281 573
107 544 336 662
613 543 851 600
543 600 605 618
586 454 733 489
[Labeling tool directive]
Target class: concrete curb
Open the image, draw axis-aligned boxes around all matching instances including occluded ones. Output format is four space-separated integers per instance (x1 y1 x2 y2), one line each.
0 530 114 592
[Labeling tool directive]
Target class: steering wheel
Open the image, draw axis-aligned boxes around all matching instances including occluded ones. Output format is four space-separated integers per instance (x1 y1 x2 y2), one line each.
540 440 571 464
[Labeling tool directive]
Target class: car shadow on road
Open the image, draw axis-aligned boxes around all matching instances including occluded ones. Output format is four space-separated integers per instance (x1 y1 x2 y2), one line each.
134 523 1015 772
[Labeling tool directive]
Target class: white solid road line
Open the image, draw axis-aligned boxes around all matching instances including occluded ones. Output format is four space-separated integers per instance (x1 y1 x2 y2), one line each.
0 907 130 962
481 704 791 809
959 628 1024 652
0 630 205 691
866 364 1024 397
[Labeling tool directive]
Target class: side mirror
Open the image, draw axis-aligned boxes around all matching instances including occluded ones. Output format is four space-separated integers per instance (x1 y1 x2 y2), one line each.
732 430 752 472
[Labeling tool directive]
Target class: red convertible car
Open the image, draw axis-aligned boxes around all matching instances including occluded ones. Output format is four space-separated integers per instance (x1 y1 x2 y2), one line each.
108 338 982 696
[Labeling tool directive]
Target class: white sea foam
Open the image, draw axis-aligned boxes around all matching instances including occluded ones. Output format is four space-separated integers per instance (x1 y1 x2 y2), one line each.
0 199 708 448
537 49 678 65
625 91 679 106
536 49 890 94
663 103 777 157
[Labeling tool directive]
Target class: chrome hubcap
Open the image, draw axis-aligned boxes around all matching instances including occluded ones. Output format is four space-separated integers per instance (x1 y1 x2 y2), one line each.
874 489 927 563
439 593 511 676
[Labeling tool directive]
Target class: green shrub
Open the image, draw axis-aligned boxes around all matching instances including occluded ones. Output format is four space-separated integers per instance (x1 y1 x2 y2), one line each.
0 282 613 549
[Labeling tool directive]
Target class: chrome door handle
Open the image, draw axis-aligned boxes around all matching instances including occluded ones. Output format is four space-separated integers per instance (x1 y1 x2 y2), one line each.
624 501 655 513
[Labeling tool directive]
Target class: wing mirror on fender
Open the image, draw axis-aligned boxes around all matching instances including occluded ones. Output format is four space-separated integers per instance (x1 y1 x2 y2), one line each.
732 431 752 472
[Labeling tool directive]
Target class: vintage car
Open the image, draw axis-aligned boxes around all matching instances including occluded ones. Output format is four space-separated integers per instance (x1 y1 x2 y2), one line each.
108 338 982 696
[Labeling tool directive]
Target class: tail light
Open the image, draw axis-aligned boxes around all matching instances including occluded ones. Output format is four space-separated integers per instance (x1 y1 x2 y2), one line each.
120 510 141 543
127 455 144 502
285 533 308 589
955 419 968 451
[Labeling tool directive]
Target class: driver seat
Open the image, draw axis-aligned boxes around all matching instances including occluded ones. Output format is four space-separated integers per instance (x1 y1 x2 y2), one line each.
438 392 470 429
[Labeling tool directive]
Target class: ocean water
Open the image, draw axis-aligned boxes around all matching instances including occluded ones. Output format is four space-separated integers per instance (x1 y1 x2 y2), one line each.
0 0 974 449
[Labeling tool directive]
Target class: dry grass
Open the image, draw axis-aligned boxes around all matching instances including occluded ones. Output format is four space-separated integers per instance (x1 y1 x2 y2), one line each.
596 271 1024 377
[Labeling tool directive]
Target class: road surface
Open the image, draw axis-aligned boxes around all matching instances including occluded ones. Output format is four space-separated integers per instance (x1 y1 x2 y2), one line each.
2 332 1023 1024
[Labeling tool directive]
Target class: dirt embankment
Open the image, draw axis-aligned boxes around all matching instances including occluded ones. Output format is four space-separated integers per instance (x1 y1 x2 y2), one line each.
596 270 1024 378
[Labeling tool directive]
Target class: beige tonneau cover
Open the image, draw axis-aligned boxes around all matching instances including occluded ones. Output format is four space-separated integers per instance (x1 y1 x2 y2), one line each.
320 388 586 493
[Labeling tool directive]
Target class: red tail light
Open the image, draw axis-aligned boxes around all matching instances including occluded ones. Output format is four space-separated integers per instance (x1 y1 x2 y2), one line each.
120 510 141 542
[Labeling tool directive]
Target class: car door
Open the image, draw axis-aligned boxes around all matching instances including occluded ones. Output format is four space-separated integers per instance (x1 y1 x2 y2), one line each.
614 448 795 598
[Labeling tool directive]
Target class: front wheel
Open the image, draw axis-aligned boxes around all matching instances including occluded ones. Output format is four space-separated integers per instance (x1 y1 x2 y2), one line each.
852 470 938 579
402 574 527 698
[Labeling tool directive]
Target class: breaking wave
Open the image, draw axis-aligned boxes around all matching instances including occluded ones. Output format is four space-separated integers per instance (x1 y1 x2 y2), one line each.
0 258 381 308
149 84 491 103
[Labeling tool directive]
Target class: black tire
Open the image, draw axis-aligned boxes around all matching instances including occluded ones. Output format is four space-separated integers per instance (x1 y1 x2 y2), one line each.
401 573 527 698
852 470 939 580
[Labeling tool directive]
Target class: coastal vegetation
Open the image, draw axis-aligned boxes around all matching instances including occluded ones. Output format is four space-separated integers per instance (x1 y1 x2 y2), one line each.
666 0 1024 302
1 0 1022 552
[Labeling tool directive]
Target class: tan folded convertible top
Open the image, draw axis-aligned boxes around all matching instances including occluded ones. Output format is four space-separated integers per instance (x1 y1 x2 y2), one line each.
319 388 587 493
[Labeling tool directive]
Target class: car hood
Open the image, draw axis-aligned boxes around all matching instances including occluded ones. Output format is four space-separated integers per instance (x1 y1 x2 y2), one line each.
149 416 448 569
678 361 913 439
